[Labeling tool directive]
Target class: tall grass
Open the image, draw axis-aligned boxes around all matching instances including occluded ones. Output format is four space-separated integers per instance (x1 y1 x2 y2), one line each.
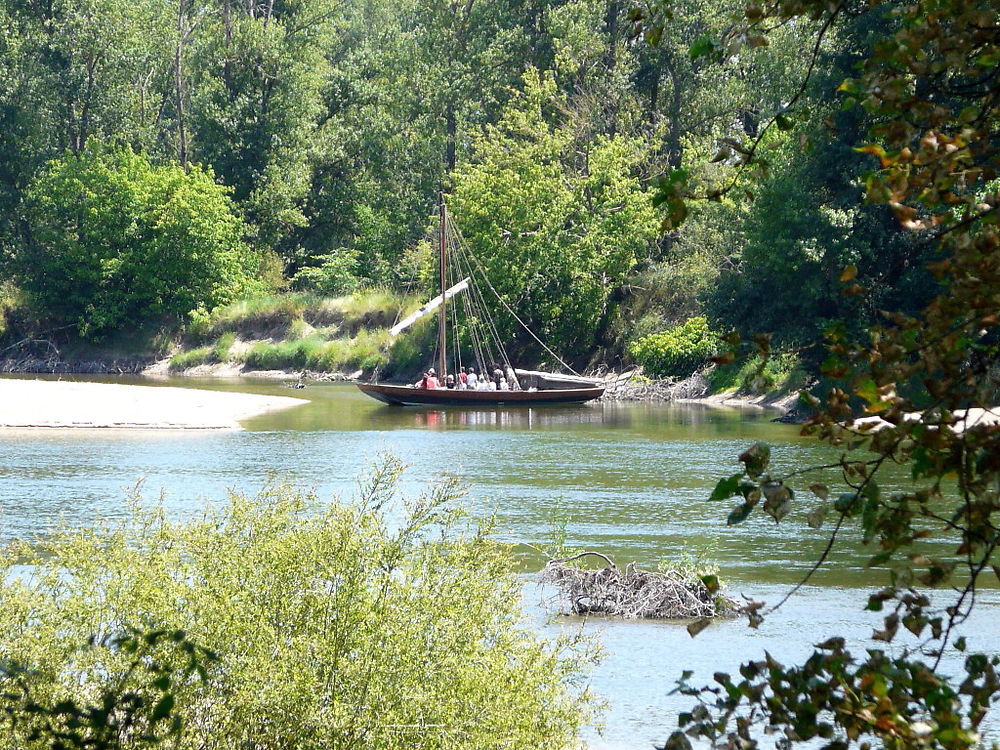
169 345 212 371
241 330 391 372
170 287 424 374
189 288 417 341
710 352 807 394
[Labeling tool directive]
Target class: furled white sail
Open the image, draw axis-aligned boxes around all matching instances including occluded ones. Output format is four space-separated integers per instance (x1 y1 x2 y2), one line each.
389 278 470 337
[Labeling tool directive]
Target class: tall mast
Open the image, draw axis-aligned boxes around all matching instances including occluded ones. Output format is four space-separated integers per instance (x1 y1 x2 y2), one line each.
438 198 447 380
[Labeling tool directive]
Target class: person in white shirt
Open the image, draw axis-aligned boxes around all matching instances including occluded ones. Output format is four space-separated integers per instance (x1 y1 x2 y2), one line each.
505 365 520 390
467 367 478 389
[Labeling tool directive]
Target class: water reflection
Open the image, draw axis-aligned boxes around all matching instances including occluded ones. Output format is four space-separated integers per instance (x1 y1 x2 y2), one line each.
410 405 610 429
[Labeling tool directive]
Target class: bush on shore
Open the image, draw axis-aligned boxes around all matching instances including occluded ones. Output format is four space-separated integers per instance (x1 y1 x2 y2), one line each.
628 316 719 378
16 143 262 340
0 459 596 750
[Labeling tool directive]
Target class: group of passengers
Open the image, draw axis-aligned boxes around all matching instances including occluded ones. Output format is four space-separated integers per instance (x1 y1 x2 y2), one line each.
415 365 520 391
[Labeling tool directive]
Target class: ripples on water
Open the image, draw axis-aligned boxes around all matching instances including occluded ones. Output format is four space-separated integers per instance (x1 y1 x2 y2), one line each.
1 377 997 749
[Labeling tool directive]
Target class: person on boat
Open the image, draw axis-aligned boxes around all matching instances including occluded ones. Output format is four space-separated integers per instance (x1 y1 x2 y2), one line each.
446 374 456 389
492 368 503 390
414 369 440 389
505 365 520 390
467 367 479 389
459 367 468 389
499 375 509 390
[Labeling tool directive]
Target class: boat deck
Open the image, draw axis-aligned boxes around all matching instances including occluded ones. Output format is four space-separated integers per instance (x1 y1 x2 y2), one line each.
357 382 604 406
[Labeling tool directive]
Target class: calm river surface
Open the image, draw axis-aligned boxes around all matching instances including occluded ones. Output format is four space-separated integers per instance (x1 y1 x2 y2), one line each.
2 376 998 749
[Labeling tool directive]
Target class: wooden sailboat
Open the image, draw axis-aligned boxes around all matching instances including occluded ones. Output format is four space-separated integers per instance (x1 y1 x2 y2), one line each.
356 201 605 407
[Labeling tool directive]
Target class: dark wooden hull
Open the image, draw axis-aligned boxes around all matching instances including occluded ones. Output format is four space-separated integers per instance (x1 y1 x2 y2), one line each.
356 382 604 406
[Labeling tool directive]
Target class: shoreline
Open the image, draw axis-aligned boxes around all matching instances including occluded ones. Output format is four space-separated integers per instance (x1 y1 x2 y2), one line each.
0 378 307 430
0 357 799 416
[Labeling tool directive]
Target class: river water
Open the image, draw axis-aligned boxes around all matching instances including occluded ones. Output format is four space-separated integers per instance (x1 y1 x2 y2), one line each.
2 376 997 748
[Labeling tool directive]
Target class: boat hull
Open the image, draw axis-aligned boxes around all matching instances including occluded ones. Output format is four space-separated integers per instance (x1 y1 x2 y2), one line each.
356 382 604 406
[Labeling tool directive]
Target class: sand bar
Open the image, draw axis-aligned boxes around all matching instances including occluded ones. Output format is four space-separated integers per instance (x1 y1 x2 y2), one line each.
0 379 307 430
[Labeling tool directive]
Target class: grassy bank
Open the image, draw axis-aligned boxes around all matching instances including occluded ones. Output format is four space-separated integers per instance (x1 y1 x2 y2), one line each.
167 289 431 377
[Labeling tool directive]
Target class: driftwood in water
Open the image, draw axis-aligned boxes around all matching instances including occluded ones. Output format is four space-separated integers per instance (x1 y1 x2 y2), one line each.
540 552 734 620
601 372 710 402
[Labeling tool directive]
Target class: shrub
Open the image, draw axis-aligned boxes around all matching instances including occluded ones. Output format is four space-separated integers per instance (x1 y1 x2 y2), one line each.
17 143 262 339
168 346 212 371
628 316 719 378
0 629 216 749
212 332 236 362
0 461 596 750
291 249 360 296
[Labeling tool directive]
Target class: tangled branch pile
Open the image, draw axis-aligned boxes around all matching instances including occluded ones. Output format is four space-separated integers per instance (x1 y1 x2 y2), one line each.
601 373 709 402
540 552 735 620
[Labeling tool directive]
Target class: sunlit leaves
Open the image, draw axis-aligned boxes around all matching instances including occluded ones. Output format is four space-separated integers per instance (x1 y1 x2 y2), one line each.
450 69 659 354
16 143 260 338
0 461 596 750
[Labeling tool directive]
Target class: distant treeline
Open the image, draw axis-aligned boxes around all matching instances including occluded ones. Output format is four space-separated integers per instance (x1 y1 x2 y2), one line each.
0 0 936 371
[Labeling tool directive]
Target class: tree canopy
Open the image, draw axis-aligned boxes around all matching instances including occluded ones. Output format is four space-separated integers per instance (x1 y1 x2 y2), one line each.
17 144 260 338
635 0 1000 745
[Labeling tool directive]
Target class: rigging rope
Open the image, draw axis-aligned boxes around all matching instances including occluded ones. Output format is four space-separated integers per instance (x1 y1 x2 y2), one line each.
450 222 512 376
450 222 581 376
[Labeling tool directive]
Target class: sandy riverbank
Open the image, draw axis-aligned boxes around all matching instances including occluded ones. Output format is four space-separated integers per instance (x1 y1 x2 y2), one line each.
0 378 307 430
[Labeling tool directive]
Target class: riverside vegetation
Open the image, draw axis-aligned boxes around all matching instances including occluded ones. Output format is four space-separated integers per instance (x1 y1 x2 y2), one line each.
0 0 944 388
0 458 597 749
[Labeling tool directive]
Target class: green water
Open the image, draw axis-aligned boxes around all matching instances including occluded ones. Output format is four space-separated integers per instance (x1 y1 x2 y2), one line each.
1 377 997 749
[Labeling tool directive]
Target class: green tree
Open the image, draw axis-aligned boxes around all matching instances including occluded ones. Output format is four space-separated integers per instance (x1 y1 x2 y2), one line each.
17 144 260 338
451 70 659 356
188 0 336 250
634 0 1000 745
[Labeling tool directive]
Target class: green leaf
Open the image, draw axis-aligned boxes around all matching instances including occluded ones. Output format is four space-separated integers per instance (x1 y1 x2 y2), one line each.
834 492 859 514
688 36 717 60
861 482 880 541
867 550 892 567
775 112 793 131
710 473 744 501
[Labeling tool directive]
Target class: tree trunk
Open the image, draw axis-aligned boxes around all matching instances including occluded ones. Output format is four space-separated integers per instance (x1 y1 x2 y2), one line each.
445 103 456 173
174 0 188 168
663 55 683 168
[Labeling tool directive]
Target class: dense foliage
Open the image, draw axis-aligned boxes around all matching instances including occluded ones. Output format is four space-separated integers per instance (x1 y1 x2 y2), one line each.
0 0 836 364
628 316 717 378
635 0 1000 745
0 630 216 749
450 71 660 354
0 0 981 368
0 459 595 750
17 145 259 338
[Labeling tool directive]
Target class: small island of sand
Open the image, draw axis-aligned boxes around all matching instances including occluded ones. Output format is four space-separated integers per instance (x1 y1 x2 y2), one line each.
0 378 307 430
